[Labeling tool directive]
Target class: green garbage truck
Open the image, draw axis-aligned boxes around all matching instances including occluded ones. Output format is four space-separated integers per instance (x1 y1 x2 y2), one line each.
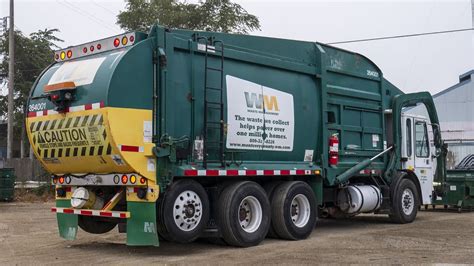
26 25 446 247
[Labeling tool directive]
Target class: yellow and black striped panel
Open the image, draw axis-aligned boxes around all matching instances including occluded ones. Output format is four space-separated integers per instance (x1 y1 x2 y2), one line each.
29 114 112 159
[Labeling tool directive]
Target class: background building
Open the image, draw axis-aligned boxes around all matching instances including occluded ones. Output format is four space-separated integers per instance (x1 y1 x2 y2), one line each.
409 70 474 169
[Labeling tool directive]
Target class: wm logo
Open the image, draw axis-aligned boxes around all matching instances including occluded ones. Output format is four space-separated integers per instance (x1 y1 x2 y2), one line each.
244 92 279 112
144 222 155 233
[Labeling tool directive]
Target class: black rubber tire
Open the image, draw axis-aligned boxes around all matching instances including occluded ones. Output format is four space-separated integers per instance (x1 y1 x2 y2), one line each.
263 181 282 238
156 197 172 242
271 181 317 240
217 181 270 247
389 178 419 224
158 179 210 243
78 216 117 234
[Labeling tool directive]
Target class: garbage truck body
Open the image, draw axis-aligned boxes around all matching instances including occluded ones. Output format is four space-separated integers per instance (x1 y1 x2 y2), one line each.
26 25 446 247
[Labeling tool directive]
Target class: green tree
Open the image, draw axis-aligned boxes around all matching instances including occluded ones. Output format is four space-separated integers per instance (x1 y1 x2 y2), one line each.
117 0 260 34
0 28 62 156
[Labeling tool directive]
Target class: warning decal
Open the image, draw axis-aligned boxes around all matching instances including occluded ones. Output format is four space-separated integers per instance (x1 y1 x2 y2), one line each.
29 114 112 159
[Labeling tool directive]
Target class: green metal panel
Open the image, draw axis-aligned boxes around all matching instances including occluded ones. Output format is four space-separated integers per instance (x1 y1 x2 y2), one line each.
56 199 78 240
27 32 151 111
126 201 159 246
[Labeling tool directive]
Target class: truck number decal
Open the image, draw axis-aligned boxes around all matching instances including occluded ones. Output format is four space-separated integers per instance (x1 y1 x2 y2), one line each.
226 75 294 152
29 102 46 112
367 70 379 78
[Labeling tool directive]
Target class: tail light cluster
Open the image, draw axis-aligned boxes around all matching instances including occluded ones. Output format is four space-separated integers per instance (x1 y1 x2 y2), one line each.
52 173 147 186
54 32 137 62
113 174 146 185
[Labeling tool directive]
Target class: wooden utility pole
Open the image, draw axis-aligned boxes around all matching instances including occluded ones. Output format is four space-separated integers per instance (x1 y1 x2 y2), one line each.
7 0 14 159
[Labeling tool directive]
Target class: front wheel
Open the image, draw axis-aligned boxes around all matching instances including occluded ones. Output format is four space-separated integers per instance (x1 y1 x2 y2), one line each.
390 178 419 224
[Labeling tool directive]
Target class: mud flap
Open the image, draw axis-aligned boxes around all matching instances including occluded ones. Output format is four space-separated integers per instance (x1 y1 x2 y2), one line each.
126 201 159 246
56 200 78 240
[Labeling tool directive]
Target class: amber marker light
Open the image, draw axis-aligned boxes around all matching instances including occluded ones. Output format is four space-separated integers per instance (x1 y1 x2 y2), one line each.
121 36 128 45
60 51 66 60
130 175 137 184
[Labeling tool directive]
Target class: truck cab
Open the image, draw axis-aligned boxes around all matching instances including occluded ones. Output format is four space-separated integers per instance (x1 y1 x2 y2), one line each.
401 113 436 204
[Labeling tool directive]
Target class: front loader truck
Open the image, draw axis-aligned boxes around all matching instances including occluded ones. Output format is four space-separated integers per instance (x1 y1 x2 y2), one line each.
26 25 446 247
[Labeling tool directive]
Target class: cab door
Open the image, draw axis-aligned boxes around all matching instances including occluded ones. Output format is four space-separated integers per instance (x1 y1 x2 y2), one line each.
414 119 434 204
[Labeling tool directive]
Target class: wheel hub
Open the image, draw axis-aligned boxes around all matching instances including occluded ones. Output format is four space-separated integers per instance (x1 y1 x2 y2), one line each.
238 196 262 233
401 188 414 215
290 194 311 228
173 190 202 232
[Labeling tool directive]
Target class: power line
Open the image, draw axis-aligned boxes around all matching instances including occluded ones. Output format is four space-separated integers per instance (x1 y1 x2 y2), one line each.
92 0 117 16
327 27 474 45
55 0 119 33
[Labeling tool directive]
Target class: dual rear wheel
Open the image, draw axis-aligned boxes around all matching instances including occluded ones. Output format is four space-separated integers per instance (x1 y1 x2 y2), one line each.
157 179 318 247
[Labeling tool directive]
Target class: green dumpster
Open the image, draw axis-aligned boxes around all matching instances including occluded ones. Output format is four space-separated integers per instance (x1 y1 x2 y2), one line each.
0 168 15 201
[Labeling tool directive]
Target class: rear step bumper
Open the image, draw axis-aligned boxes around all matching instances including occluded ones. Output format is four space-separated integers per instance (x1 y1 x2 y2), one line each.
51 207 130 218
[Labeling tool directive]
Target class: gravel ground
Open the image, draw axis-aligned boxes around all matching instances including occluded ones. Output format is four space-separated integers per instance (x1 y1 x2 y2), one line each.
1 202 473 265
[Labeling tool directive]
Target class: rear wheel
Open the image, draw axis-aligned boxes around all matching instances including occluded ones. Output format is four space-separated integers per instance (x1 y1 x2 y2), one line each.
390 178 419 223
78 216 117 234
217 181 270 247
157 179 209 243
270 181 317 240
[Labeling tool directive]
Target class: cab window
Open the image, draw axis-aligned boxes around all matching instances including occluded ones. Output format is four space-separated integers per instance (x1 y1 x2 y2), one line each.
406 119 412 157
415 121 429 157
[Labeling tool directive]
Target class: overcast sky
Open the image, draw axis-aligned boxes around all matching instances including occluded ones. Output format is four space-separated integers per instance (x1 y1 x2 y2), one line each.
1 0 473 94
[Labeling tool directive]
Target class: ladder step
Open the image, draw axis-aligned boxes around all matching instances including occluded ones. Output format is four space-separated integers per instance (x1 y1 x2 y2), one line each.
204 160 225 163
206 121 223 124
205 101 223 105
206 140 224 144
206 86 222 91
207 67 223 72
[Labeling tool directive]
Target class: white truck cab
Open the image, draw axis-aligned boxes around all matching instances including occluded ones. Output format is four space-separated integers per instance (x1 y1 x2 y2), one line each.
400 113 436 204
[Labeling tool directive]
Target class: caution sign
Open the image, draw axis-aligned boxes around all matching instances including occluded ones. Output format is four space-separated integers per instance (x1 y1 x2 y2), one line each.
29 114 112 159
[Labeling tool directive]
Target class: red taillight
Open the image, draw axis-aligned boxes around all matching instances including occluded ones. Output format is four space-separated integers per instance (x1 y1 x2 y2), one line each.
51 94 60 101
83 47 87 53
66 50 72 58
121 174 128 184
140 177 146 184
90 45 94 52
59 176 65 184
97 43 102 50
113 38 120 47
52 178 58 184
129 35 134 43
55 54 59 60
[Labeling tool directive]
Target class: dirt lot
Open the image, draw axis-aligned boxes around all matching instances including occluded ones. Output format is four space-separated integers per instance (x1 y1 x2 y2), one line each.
1 202 474 265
